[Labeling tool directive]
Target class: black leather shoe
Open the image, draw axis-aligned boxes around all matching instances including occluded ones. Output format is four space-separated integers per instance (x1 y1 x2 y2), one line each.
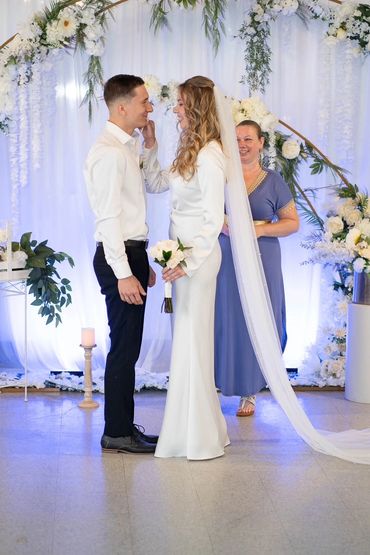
133 424 159 444
101 434 155 453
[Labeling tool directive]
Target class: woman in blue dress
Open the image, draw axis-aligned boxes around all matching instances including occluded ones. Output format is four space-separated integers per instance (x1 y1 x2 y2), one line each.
215 120 299 416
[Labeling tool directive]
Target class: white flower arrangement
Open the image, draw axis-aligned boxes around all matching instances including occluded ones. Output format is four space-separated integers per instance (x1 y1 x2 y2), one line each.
149 238 191 313
304 187 370 274
143 74 178 108
298 184 370 385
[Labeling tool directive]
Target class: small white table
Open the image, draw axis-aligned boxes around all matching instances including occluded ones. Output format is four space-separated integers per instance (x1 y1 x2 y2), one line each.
0 269 31 401
345 303 370 403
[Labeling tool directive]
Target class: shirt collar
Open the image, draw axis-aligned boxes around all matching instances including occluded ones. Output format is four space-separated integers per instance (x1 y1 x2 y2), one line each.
105 121 140 146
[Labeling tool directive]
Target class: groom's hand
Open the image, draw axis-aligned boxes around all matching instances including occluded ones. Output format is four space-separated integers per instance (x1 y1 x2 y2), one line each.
148 266 156 288
118 276 146 305
142 120 156 149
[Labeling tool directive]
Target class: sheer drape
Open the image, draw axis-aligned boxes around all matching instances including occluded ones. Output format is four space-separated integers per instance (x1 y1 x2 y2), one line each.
0 0 369 377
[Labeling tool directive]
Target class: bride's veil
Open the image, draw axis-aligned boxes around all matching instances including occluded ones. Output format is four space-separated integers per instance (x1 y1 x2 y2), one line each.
213 85 370 464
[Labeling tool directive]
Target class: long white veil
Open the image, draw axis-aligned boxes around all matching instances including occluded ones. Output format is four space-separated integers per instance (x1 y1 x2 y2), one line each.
214 86 370 464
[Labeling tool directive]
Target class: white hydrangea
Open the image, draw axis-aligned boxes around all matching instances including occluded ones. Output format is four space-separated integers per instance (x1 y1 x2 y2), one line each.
359 218 370 237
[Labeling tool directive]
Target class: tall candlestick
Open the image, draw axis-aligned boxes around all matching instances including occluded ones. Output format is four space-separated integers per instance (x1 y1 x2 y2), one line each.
79 344 99 409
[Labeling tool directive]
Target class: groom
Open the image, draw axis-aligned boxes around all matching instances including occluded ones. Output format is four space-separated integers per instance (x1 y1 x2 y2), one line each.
84 74 157 453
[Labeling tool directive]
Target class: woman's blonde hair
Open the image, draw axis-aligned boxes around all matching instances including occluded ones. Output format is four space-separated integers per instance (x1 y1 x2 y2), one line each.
171 76 222 180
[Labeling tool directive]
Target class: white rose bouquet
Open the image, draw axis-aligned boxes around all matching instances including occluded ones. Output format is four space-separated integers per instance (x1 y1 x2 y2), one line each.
149 238 191 313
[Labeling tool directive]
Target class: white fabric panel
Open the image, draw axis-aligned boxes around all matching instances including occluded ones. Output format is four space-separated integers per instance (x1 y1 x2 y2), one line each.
0 0 369 376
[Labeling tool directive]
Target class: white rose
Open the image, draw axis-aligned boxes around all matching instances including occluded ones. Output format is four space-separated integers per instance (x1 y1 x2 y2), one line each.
326 216 344 235
353 257 366 272
166 249 185 269
282 139 300 160
148 245 163 261
158 239 178 253
336 28 347 41
0 228 7 242
345 209 362 226
346 227 361 248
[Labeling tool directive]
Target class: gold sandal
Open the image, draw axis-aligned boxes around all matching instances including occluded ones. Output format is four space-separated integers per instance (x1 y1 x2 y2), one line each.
236 395 256 417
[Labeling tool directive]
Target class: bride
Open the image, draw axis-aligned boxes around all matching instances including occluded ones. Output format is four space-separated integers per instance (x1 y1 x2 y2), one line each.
142 75 229 460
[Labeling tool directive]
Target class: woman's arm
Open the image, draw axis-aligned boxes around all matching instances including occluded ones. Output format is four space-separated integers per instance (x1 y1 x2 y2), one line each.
141 121 170 194
254 200 299 239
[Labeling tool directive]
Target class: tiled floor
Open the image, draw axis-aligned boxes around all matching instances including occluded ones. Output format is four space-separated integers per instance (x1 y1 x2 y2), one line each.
1 389 370 555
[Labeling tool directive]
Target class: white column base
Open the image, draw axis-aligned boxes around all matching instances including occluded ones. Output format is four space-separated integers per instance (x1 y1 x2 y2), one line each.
345 303 370 403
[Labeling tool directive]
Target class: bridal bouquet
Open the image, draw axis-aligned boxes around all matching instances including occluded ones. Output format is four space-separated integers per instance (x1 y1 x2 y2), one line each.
149 238 191 313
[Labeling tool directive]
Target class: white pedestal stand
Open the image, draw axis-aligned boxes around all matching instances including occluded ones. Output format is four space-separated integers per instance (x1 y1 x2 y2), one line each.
78 345 99 409
345 303 370 403
0 269 31 401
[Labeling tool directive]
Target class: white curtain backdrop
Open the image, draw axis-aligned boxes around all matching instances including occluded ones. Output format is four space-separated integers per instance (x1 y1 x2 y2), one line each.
0 0 369 377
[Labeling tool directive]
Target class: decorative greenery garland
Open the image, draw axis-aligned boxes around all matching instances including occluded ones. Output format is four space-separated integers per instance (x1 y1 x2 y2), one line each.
1 0 370 132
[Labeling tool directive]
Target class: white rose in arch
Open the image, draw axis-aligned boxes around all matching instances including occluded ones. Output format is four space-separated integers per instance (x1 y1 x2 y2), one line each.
282 139 300 160
326 216 344 235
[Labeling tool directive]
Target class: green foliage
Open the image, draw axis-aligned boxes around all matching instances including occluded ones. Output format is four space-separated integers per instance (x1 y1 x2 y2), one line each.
148 0 226 53
238 20 271 94
14 233 74 327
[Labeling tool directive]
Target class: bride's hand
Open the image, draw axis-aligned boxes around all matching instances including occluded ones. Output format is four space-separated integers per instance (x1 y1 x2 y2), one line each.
162 265 186 282
142 120 156 149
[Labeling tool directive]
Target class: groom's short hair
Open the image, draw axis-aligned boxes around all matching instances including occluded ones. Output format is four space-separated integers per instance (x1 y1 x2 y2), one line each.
104 74 144 107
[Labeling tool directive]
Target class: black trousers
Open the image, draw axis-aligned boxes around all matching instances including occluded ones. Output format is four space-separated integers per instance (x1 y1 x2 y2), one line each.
93 245 149 437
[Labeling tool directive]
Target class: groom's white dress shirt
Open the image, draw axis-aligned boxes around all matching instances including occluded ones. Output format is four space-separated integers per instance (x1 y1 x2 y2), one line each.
84 121 148 279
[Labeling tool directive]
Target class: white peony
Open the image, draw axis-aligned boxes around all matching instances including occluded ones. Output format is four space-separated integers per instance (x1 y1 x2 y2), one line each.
353 257 366 272
282 139 300 160
326 216 344 235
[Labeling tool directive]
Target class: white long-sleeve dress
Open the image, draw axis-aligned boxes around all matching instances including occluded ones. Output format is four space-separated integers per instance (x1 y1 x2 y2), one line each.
143 140 230 460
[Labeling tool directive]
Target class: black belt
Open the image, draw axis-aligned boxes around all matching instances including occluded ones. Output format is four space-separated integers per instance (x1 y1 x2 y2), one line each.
96 240 148 249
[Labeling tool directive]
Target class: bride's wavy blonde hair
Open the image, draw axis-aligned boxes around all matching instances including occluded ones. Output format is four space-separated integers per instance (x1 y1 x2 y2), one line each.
171 76 222 180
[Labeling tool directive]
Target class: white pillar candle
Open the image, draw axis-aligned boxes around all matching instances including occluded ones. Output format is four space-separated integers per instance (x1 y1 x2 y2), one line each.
81 327 95 347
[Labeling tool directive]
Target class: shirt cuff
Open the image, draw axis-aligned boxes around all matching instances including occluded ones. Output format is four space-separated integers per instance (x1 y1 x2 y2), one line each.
110 259 133 280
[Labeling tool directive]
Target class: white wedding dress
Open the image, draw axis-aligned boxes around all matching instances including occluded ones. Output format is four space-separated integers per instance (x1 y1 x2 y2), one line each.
143 140 230 460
